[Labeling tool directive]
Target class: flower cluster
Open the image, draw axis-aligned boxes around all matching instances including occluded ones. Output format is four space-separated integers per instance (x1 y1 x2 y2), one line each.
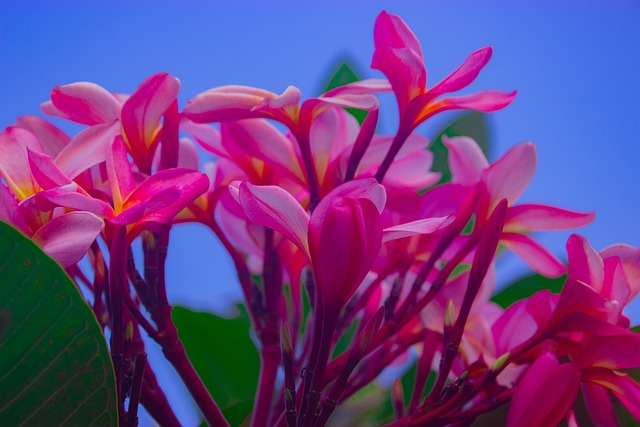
1 10 638 427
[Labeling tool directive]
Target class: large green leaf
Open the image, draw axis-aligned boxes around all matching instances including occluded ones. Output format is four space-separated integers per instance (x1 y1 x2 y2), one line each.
430 112 489 185
172 305 259 426
322 60 368 125
491 274 566 309
0 221 117 426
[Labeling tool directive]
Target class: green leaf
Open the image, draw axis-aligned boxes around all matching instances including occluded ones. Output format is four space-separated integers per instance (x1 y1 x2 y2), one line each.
0 221 117 426
172 305 259 426
430 112 489 185
322 61 368 125
491 274 566 309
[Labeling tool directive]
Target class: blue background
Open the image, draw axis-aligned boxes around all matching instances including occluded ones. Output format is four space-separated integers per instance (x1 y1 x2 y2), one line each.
2 1 639 425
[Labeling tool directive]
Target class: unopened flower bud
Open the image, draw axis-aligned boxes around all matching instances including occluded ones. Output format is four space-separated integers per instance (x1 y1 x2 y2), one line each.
491 352 510 372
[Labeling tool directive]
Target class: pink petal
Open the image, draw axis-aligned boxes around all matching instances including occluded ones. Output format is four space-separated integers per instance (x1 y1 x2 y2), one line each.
574 330 640 370
483 142 536 204
0 182 28 233
309 197 382 308
567 234 604 291
32 212 104 267
313 178 386 219
323 79 392 97
15 116 70 157
0 127 43 200
106 136 135 211
27 148 72 190
501 232 566 278
382 216 451 242
428 47 493 99
434 89 517 113
581 383 618 427
238 182 310 259
442 135 489 185
372 45 425 115
601 243 640 300
184 85 294 124
180 119 224 157
505 204 595 232
582 368 640 421
110 187 181 225
47 82 121 125
34 184 114 217
121 72 180 171
55 121 121 179
507 353 580 427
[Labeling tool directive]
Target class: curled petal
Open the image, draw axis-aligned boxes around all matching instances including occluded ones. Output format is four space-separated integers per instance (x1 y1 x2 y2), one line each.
27 148 72 190
567 234 604 289
121 72 180 171
45 82 121 126
372 11 426 113
32 212 104 267
601 243 640 300
581 383 618 427
238 182 310 258
417 90 516 125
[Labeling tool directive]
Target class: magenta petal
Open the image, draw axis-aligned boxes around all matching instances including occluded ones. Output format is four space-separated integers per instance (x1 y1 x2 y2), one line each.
313 178 386 220
382 216 451 242
110 187 182 225
508 353 580 427
428 47 493 99
184 85 291 123
601 243 640 300
48 82 121 126
55 121 120 179
27 148 72 190
437 89 517 112
581 383 618 427
238 182 310 259
566 234 604 290
442 135 489 185
309 197 382 308
121 72 180 171
483 142 536 204
502 232 566 278
506 204 595 231
323 79 392 97
0 182 29 233
32 212 104 267
582 368 640 421
34 185 114 217
106 136 136 210
15 116 70 157
0 127 43 200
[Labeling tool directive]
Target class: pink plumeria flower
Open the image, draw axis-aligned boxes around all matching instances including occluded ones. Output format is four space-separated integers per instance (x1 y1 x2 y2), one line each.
0 127 104 266
104 136 210 241
234 178 449 316
444 135 594 277
42 73 180 174
326 11 515 130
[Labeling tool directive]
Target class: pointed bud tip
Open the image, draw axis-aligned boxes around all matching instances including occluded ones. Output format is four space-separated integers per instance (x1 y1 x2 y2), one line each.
491 352 510 372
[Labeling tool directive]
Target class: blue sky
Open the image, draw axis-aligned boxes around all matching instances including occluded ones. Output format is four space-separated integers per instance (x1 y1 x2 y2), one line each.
2 1 639 424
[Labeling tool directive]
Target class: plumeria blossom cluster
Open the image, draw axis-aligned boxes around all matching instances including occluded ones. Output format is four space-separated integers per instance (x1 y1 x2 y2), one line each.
2 10 639 427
